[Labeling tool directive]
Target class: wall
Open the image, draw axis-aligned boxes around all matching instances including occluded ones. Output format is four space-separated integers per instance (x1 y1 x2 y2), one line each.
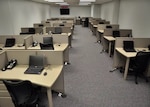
0 0 51 35
50 6 91 18
118 0 150 38
91 4 101 18
100 0 120 24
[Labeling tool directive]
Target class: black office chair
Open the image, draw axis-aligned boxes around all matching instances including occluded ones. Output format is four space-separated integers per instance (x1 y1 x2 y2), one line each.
3 80 40 107
128 51 150 84
40 43 54 50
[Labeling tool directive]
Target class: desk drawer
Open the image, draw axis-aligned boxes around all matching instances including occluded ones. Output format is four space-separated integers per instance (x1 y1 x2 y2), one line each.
0 90 10 97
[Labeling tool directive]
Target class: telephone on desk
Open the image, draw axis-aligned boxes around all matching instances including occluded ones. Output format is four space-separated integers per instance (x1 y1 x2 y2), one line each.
32 41 38 47
1 59 17 71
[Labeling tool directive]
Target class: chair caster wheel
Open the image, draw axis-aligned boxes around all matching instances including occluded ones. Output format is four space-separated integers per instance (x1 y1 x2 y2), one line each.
58 93 67 98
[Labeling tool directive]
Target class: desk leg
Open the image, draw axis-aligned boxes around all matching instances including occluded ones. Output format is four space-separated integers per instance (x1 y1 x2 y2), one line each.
124 57 130 80
47 88 53 107
108 42 111 57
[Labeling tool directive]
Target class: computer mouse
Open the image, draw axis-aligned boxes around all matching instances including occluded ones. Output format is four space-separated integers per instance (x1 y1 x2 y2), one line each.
1 67 6 71
43 72 47 76
0 48 2 50
58 44 61 46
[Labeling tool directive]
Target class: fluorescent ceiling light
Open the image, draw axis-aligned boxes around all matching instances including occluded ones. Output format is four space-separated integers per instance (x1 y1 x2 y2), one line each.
79 2 91 5
45 0 64 2
80 0 95 2
56 2 69 5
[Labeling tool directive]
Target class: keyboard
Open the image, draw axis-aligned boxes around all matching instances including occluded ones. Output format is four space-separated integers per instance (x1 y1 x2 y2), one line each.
24 66 44 74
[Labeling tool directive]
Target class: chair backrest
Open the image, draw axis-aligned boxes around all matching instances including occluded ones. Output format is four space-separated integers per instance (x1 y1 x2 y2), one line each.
3 80 38 106
135 51 150 73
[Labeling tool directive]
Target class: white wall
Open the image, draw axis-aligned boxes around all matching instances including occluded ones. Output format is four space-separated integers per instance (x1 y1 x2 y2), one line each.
91 4 101 18
118 0 150 38
100 0 120 24
50 6 91 18
0 0 51 35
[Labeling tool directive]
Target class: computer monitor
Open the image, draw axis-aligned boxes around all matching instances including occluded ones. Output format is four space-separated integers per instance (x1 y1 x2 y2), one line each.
39 43 54 50
5 38 15 47
29 55 45 67
43 37 53 44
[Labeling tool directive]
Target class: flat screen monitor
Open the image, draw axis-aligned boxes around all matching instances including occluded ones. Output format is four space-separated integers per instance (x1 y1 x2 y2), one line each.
60 8 70 15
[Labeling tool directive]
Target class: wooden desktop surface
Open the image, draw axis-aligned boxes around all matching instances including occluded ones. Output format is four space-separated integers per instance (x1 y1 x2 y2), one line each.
104 36 116 41
98 29 104 33
0 65 63 88
116 48 149 57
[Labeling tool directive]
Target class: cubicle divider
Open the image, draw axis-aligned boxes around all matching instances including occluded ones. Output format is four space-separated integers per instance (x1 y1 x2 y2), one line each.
21 27 43 34
45 27 72 34
0 35 27 45
24 35 33 50
0 51 7 70
96 24 119 42
0 35 29 49
6 50 64 65
103 29 132 37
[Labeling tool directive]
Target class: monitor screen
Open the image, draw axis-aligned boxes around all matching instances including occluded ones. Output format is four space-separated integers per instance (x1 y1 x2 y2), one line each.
60 8 70 15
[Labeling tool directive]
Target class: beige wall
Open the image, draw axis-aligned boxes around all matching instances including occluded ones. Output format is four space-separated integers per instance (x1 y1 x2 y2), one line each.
0 0 51 35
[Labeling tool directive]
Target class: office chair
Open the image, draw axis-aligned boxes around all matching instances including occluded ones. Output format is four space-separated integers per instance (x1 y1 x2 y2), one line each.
3 80 40 107
128 51 150 84
40 43 54 50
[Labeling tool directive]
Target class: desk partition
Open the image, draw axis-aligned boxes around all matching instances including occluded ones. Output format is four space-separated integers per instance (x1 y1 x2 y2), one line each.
0 35 28 50
113 37 150 79
96 24 119 42
0 50 65 107
21 27 43 34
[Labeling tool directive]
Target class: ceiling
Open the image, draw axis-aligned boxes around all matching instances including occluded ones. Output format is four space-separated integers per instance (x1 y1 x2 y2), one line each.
31 0 113 6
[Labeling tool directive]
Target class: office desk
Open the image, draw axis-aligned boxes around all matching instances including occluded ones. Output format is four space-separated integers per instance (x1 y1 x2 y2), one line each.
0 65 64 107
103 36 115 56
115 48 149 79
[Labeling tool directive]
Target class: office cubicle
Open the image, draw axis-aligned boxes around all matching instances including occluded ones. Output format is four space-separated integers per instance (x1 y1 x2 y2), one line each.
0 35 29 50
102 29 132 56
0 50 65 107
113 37 150 79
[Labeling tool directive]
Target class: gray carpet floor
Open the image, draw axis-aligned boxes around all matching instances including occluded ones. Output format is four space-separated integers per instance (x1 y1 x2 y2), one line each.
52 25 150 107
